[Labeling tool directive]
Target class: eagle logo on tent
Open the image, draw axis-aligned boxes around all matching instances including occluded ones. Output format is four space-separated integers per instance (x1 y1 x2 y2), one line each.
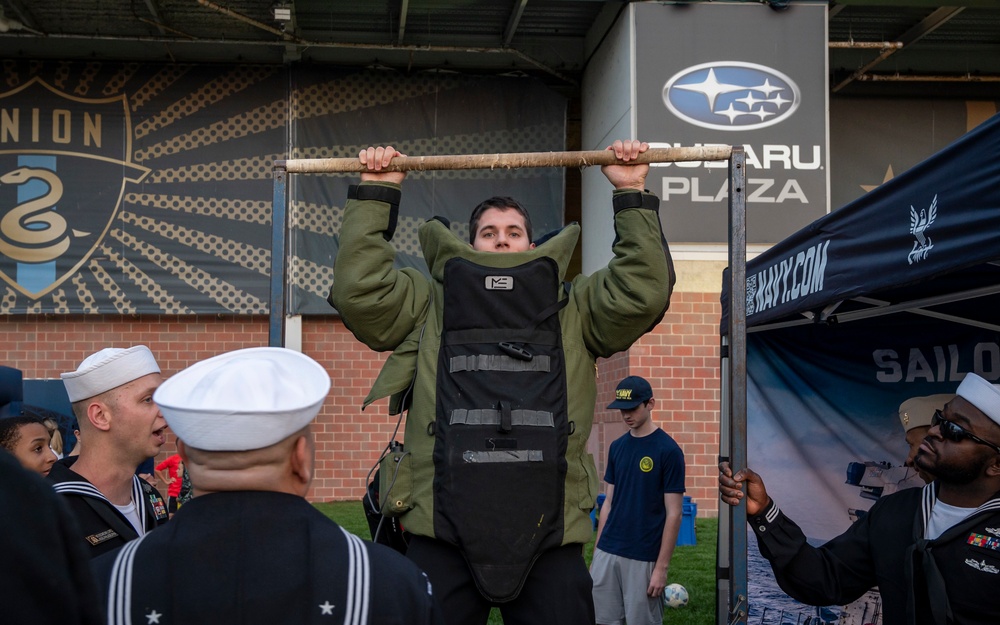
908 195 937 265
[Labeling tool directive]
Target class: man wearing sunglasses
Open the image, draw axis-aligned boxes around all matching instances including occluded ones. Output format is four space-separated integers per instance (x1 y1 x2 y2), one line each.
719 372 1000 625
898 393 956 485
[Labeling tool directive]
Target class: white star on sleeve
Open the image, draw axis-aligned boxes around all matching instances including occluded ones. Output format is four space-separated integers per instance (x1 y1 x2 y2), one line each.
146 610 162 624
319 601 335 615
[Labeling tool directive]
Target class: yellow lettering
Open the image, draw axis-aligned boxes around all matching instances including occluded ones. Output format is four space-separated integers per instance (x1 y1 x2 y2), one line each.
1 109 18 142
0 108 104 147
53 109 71 144
84 113 101 148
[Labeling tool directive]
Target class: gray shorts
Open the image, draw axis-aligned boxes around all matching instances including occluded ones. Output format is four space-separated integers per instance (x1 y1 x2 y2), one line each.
590 548 663 625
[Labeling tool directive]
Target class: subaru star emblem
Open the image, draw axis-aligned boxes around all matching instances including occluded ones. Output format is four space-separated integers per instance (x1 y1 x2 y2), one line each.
662 62 800 131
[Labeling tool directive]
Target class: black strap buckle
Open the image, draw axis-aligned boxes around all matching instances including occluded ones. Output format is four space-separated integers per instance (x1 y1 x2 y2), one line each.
499 342 533 361
498 401 513 433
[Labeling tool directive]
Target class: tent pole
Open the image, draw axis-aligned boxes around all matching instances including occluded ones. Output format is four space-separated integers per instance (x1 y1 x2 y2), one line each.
717 334 733 623
724 147 748 625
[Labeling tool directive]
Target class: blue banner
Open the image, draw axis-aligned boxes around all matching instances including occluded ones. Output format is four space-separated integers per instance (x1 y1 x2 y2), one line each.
724 112 1000 330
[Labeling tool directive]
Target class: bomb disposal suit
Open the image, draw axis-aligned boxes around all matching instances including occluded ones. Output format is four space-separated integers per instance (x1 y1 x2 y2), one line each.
330 181 673 601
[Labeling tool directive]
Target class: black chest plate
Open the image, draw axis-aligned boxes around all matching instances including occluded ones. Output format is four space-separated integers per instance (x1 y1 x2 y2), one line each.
434 256 570 601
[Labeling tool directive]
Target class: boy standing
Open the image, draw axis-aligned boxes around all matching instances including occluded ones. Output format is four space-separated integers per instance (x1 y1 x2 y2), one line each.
592 376 686 625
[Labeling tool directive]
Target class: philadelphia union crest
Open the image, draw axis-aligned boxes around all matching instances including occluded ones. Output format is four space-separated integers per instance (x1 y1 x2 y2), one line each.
0 77 149 299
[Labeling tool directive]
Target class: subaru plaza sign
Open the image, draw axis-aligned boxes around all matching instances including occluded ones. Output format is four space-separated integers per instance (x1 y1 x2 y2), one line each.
636 2 829 245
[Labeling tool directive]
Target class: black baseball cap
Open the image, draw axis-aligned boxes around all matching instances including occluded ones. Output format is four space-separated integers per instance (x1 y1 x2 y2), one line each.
607 376 653 410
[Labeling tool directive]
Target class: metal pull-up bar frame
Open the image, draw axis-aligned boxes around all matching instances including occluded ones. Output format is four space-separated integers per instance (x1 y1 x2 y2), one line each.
269 146 748 625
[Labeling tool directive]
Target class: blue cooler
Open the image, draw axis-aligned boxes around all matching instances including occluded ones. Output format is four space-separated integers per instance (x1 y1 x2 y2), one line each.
591 492 607 530
676 496 697 546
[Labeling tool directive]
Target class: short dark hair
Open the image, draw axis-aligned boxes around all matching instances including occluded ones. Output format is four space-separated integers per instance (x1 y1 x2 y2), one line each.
0 415 46 452
468 196 533 244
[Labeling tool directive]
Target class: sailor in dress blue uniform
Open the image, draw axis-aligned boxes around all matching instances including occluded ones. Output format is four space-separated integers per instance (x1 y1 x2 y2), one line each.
92 347 442 625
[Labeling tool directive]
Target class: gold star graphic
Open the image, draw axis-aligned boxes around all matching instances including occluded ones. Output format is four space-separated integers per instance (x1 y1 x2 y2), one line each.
860 165 894 192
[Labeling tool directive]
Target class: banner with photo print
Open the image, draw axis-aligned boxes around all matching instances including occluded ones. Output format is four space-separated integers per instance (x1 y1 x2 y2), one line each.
0 62 564 314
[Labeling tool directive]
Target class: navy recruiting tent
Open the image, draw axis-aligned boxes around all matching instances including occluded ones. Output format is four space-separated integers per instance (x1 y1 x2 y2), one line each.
718 113 1000 625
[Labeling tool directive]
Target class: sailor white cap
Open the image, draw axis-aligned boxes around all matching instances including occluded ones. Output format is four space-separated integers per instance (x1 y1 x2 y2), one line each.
61 346 161 402
898 394 956 432
956 373 1000 427
153 347 331 452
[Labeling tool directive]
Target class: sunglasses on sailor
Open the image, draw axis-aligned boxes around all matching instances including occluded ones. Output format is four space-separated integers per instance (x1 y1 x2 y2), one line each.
932 410 1000 455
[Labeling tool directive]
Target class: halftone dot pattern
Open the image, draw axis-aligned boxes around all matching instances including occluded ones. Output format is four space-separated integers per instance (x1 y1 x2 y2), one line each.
451 221 470 241
290 145 358 160
74 63 100 96
401 126 564 181
0 65 564 315
122 212 271 275
130 66 191 112
50 289 69 313
0 60 288 314
290 255 335 299
128 193 271 225
89 251 136 314
3 61 18 87
99 242 192 314
288 210 467 295
135 100 288 162
292 73 460 119
289 126 562 182
112 229 266 313
104 64 140 96
291 201 341 237
289 196 469 257
286 145 433 181
71 273 98 314
0 286 15 313
54 62 71 90
149 154 279 183
26 300 40 314
288 144 432 182
415 125 564 155
393 215 426 256
4 60 46 88
135 66 279 139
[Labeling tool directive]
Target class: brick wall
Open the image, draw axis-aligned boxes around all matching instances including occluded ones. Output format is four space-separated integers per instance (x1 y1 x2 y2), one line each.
591 291 722 518
1 294 721 517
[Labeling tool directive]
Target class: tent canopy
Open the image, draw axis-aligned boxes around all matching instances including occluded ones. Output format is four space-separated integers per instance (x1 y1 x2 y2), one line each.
722 112 1000 335
717 112 1000 625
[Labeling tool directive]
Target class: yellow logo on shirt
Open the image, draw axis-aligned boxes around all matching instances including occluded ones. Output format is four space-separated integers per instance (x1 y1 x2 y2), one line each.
639 456 654 473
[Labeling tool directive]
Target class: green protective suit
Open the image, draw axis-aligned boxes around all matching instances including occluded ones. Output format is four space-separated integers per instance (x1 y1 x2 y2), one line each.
330 181 673 557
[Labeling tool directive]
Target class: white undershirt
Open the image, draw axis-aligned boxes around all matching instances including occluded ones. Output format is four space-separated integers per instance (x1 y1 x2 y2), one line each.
925 499 976 540
114 498 144 536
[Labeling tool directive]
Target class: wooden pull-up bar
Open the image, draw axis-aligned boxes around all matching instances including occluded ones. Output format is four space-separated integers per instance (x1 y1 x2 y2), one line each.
275 146 733 173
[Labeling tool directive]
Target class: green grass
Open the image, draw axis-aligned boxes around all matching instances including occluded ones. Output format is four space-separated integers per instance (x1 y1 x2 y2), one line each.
315 501 717 625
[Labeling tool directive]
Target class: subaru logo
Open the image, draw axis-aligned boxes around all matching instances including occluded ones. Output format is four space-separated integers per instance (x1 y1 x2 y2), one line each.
662 62 800 131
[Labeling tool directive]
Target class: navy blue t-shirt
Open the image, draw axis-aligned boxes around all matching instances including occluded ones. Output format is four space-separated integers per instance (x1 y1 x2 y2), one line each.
597 428 685 562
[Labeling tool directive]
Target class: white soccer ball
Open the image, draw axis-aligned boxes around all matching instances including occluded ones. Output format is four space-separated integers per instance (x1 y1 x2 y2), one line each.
662 583 689 608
